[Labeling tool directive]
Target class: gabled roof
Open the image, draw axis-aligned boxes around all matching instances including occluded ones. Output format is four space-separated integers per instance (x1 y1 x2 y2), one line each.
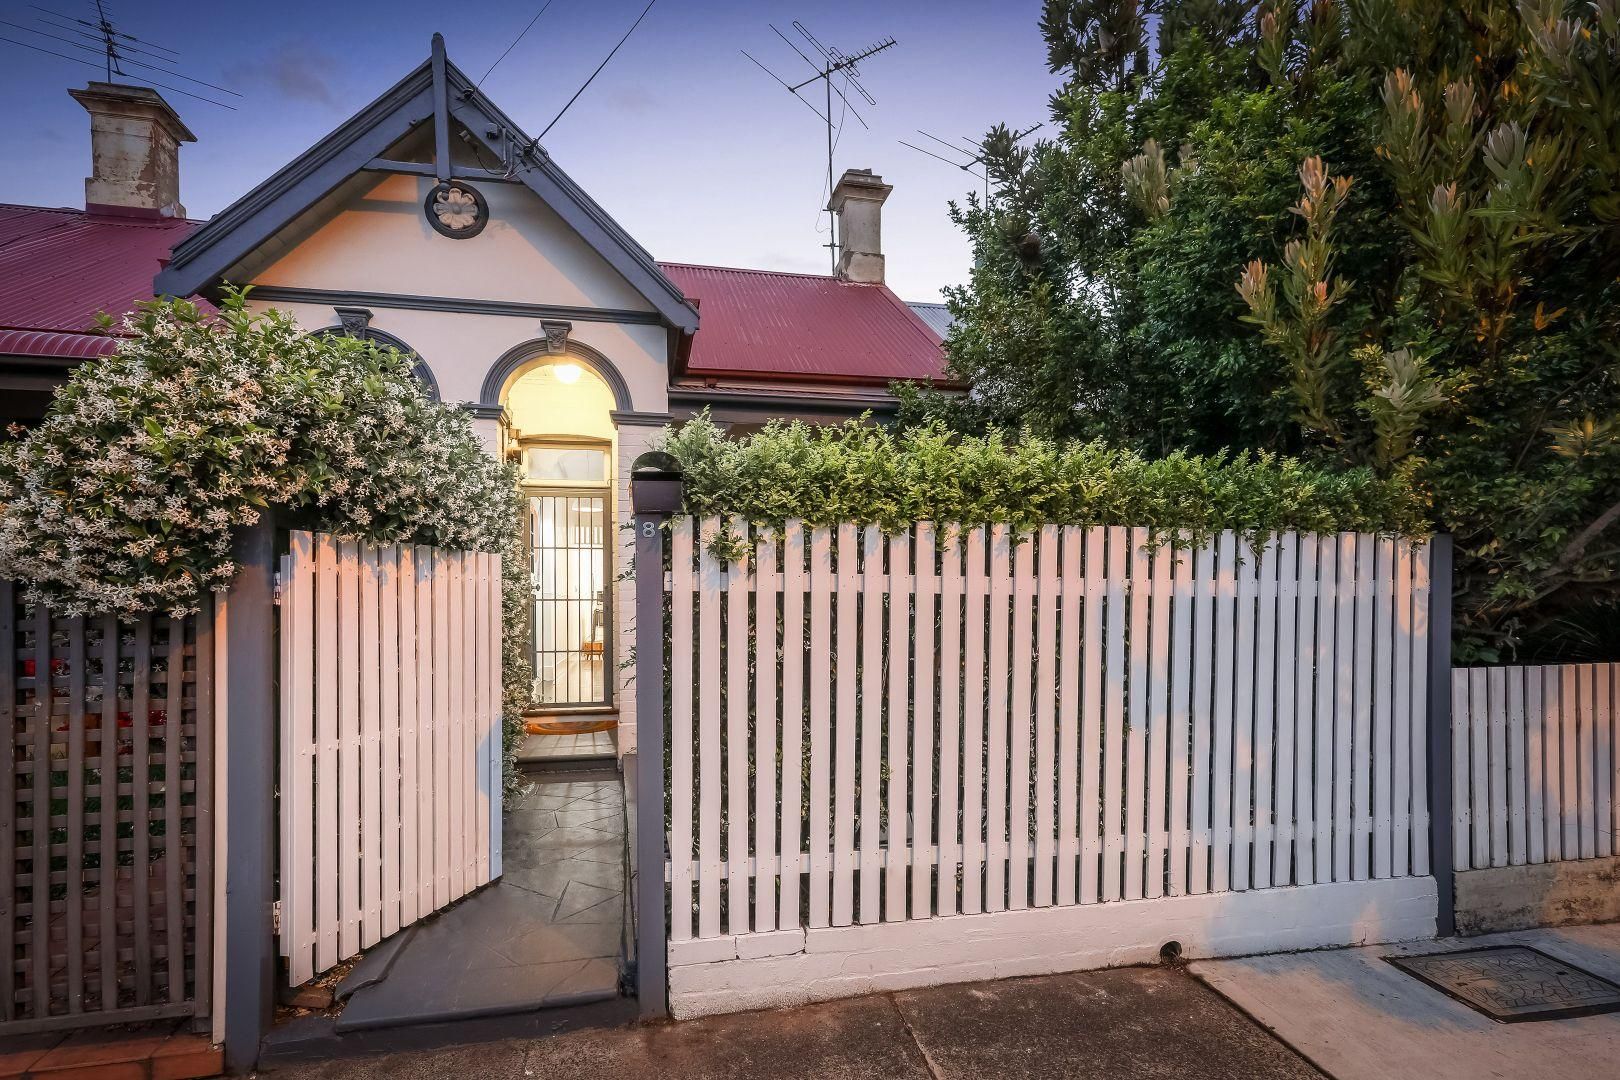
660 263 946 386
155 39 699 334
0 204 201 356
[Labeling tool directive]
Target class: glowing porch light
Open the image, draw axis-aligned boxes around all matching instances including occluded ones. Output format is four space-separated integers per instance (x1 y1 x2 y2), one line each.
554 362 583 384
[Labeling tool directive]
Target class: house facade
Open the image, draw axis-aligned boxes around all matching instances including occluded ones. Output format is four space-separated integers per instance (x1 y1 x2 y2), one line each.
1 36 949 757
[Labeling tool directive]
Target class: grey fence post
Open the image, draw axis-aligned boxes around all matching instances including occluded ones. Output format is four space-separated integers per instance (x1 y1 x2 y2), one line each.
1427 534 1455 938
221 515 278 1071
629 454 681 1020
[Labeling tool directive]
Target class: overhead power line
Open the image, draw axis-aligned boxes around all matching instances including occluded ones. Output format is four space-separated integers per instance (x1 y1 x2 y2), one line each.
0 32 236 109
538 0 660 141
479 0 557 86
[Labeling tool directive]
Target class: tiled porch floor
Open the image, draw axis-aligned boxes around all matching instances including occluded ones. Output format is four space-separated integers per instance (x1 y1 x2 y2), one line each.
334 770 626 1031
520 730 616 762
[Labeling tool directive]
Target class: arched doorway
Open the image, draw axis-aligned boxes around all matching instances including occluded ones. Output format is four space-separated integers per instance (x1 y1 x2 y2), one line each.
503 356 618 714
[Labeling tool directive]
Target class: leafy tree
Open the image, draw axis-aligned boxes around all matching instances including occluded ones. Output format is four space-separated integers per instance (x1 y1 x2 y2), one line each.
904 0 1620 659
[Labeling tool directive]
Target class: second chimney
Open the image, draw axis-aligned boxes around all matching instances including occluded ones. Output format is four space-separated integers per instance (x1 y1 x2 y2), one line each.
831 168 893 284
69 82 195 218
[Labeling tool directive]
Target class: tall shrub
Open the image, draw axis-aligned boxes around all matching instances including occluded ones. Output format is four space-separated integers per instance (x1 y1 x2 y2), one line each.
0 290 535 781
902 0 1620 659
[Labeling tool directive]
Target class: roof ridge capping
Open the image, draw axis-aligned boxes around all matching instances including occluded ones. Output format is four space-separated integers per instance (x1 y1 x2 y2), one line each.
155 35 697 334
656 261 856 282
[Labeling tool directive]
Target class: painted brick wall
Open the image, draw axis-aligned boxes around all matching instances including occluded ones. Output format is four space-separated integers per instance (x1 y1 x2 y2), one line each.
666 876 1439 1018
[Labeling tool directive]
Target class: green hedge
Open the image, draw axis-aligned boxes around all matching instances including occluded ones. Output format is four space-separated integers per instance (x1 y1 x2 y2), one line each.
658 413 1430 541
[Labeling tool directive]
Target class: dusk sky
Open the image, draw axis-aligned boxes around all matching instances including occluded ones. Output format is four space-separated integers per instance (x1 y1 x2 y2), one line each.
2 0 1060 301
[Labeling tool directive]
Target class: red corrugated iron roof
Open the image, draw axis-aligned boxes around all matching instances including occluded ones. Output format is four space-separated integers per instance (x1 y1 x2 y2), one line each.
658 262 946 385
0 202 946 387
0 203 200 340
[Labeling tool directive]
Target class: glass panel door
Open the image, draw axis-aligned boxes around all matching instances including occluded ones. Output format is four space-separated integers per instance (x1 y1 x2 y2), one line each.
529 492 608 706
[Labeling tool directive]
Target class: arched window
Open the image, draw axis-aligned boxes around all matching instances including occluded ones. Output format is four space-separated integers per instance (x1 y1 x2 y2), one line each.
312 309 440 401
503 357 619 709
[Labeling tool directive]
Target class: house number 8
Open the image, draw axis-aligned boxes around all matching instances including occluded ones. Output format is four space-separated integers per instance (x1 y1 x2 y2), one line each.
642 522 656 537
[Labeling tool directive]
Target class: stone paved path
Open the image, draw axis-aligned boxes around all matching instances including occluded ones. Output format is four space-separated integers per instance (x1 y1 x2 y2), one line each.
332 771 625 1031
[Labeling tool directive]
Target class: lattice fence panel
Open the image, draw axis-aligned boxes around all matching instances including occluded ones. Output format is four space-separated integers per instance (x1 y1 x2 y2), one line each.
2 580 213 1034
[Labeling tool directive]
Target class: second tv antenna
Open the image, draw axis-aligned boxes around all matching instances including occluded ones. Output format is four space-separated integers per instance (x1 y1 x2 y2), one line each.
744 21 897 272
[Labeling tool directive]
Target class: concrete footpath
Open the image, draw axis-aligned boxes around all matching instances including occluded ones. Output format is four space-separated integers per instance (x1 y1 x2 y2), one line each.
1192 924 1620 1080
259 965 1321 1079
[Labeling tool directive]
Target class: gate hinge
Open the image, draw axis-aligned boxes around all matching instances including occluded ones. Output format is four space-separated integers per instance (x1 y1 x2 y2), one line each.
271 899 282 934
272 572 283 606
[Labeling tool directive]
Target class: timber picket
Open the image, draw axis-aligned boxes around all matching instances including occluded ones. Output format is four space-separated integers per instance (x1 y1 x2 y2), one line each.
662 520 1439 948
1032 526 1059 907
777 522 806 929
1453 661 1620 870
807 526 833 928
937 529 965 917
1055 528 1083 906
754 534 778 933
726 524 751 936
669 520 695 941
278 532 502 986
833 523 858 927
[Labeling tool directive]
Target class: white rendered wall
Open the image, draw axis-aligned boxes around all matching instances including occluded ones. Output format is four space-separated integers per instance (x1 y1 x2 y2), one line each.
243 170 679 753
252 173 656 313
666 876 1439 1018
250 299 669 416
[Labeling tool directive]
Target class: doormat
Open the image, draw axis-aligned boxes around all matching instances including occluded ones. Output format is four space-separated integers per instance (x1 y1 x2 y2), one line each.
1387 946 1620 1023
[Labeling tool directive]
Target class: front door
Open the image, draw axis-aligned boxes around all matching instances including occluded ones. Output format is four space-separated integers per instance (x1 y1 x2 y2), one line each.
522 442 611 707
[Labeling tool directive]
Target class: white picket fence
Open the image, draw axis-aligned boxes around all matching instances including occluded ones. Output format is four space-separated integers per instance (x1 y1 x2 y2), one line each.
666 519 1435 943
1452 663 1618 870
277 531 504 987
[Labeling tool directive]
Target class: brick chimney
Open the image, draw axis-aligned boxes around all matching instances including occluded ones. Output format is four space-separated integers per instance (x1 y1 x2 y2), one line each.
68 82 195 218
831 168 893 284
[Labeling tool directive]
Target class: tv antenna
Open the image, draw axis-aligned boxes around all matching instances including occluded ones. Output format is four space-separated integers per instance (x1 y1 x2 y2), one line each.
0 2 240 109
743 21 897 272
901 123 1042 201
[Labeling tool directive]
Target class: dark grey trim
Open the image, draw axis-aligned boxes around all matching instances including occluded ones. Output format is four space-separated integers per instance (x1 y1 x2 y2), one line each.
246 285 664 327
157 77 439 297
463 403 508 422
363 157 520 183
481 338 633 412
222 516 278 1072
156 44 700 333
609 410 673 426
1427 533 1456 938
431 34 451 184
667 385 901 413
440 64 699 333
630 472 679 1019
309 321 441 402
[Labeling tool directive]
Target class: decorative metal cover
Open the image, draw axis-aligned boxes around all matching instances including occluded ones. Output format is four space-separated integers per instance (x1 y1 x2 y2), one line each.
1388 946 1620 1023
424 180 488 239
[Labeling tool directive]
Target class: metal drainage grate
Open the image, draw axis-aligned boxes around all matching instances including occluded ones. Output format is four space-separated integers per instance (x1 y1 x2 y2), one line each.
1387 946 1620 1023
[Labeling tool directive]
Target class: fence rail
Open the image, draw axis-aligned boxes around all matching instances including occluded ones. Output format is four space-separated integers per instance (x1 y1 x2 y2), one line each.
1 581 213 1034
277 532 503 987
1452 663 1618 870
666 519 1434 943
